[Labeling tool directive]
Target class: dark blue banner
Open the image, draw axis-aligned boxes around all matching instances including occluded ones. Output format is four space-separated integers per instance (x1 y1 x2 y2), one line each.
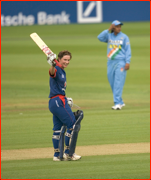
1 1 150 26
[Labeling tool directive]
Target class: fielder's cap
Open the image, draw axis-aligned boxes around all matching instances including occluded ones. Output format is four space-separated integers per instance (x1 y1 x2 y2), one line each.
112 20 123 26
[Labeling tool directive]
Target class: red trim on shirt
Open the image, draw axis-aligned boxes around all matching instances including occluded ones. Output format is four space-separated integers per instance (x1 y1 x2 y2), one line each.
51 94 66 107
49 68 57 78
49 59 63 78
54 59 63 69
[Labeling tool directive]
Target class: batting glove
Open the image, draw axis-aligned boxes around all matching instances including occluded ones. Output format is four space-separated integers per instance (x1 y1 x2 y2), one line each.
67 97 73 108
47 54 56 67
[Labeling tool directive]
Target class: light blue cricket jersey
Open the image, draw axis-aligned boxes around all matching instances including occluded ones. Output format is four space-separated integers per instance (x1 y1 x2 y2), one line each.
97 30 131 64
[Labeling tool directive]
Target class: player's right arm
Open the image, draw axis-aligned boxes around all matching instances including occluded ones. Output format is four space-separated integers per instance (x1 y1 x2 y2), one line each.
108 24 116 32
49 66 56 76
97 24 115 43
47 54 57 76
97 30 109 43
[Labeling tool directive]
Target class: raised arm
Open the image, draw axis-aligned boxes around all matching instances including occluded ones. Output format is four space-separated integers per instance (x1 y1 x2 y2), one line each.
97 29 109 43
47 54 57 76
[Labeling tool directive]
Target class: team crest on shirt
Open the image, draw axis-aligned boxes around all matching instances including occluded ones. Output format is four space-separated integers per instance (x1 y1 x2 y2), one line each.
62 74 64 78
121 68 124 72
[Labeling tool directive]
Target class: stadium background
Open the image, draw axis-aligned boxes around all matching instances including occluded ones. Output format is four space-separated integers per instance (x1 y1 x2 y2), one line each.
1 1 150 179
1 1 150 26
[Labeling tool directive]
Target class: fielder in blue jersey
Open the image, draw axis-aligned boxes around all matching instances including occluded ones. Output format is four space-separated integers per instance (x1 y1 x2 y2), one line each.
97 20 131 110
47 50 84 161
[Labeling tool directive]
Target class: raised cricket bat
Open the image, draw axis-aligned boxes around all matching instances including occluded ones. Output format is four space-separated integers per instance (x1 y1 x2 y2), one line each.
30 32 54 57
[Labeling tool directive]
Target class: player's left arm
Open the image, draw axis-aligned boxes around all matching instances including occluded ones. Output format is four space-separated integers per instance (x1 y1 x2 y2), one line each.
67 97 73 108
124 35 131 70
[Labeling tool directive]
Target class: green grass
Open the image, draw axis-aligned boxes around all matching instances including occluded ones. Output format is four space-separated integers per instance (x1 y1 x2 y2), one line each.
1 154 150 179
1 109 149 149
1 22 150 179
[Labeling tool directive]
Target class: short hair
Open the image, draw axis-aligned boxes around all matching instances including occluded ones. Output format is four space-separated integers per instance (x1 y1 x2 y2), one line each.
57 50 72 60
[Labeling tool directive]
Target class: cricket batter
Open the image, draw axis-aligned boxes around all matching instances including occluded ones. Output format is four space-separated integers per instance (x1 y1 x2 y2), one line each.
47 50 84 161
97 20 131 110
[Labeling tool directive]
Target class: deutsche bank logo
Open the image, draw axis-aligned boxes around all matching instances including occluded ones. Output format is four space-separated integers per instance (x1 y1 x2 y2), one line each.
77 1 102 23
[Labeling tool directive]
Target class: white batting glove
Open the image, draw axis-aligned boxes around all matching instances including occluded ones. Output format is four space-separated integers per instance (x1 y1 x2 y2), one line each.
67 97 73 108
47 54 56 66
